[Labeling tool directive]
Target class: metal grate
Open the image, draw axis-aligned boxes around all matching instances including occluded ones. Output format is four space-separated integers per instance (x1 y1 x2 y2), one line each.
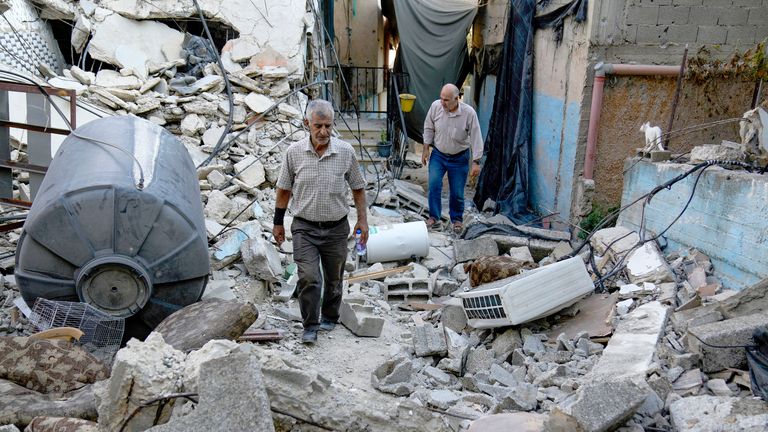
462 294 507 320
28 298 124 365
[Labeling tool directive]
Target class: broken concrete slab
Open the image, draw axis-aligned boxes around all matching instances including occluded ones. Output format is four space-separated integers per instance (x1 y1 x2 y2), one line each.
626 242 674 284
688 311 768 372
339 297 385 337
552 378 648 432
690 143 746 163
371 356 416 396
468 412 547 432
669 396 768 431
95 333 185 432
547 292 618 340
240 237 282 282
234 155 266 187
89 13 184 75
440 298 467 334
590 226 639 256
591 301 669 381
148 349 274 432
210 221 261 270
413 324 447 357
453 237 499 263
152 299 258 353
717 277 768 319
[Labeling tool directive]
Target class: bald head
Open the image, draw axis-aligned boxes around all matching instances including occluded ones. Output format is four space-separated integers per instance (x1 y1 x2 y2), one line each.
439 84 460 112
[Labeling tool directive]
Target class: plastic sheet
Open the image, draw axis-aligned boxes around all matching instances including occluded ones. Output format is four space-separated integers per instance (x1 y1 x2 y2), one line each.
747 327 768 402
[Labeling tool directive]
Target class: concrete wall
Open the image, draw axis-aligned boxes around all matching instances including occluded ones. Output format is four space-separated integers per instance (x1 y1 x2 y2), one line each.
618 160 768 289
530 1 591 229
333 0 383 67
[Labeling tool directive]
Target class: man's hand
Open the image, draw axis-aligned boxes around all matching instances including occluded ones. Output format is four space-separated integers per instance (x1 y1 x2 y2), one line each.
353 220 370 246
421 144 430 166
470 161 481 178
272 225 286 246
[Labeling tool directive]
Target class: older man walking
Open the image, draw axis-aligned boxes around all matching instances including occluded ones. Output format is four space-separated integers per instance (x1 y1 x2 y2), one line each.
273 99 368 344
421 83 483 233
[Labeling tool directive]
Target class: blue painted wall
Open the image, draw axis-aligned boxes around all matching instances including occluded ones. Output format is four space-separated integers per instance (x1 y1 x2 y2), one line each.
618 160 768 290
531 92 581 224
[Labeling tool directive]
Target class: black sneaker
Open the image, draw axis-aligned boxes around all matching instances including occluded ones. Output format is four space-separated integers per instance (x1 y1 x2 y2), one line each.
319 319 337 332
302 328 318 344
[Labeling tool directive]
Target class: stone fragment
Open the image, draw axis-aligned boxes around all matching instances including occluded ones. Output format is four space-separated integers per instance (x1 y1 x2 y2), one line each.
339 297 385 337
48 77 87 94
453 237 499 263
625 243 674 284
371 356 415 396
180 113 206 136
616 298 634 315
523 335 545 355
201 125 226 149
244 93 274 113
690 143 746 163
93 69 141 89
590 227 639 256
234 155 266 187
705 378 733 396
718 277 768 319
69 66 95 85
240 237 282 282
491 328 523 358
428 389 460 410
206 169 227 189
465 346 495 375
204 189 232 223
147 350 274 432
669 396 768 431
468 412 547 432
413 324 447 357
183 100 219 116
95 333 185 432
152 299 258 353
688 312 768 372
440 298 467 333
552 378 648 432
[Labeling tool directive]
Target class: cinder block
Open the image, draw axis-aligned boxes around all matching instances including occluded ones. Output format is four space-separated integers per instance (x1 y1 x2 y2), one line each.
339 298 385 337
702 0 734 5
748 8 767 24
688 7 723 25
665 24 700 42
734 0 762 5
636 25 668 44
640 0 672 4
673 0 703 5
383 277 431 302
697 25 728 43
717 8 749 25
688 312 768 372
726 25 757 44
627 6 659 25
658 5 691 24
453 237 499 263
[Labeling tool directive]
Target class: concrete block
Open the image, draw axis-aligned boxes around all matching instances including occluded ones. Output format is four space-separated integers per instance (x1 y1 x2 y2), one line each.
413 324 447 357
592 302 670 381
453 237 499 263
671 305 722 332
590 227 639 256
440 298 467 333
478 382 538 411
717 7 749 24
626 242 674 284
697 25 728 44
147 351 274 432
717 277 768 319
726 25 757 44
702 0 735 5
384 264 432 302
552 378 649 432
627 6 659 25
688 6 722 24
339 297 385 337
748 8 766 24
465 346 495 375
674 0 704 5
670 396 768 431
734 0 762 5
688 312 768 372
491 328 523 358
658 5 691 24
241 237 282 283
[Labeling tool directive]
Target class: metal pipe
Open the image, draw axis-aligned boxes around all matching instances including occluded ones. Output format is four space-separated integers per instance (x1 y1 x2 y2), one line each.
583 62 681 180
664 46 689 149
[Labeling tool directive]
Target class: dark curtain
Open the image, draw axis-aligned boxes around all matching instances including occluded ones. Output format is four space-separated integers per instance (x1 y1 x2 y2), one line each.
472 0 537 224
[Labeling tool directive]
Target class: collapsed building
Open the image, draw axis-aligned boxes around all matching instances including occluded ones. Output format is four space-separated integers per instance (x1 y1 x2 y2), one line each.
0 0 767 431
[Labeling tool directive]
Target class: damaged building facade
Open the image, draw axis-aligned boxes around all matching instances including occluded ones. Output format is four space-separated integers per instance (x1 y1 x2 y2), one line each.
0 0 766 431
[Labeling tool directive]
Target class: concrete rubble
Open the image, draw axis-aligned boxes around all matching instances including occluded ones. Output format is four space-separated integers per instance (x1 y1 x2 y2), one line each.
0 1 764 431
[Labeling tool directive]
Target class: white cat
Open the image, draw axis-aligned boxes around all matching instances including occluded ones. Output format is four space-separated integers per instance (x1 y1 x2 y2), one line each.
640 122 664 152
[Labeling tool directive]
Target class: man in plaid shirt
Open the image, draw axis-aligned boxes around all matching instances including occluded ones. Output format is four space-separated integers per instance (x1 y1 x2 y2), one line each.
273 99 368 344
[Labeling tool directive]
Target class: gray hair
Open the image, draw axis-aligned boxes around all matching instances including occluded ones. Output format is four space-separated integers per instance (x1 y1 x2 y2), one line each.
305 99 334 121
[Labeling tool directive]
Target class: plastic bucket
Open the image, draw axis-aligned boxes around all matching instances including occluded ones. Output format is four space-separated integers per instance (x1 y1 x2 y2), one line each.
399 93 416 113
365 221 429 263
377 142 392 158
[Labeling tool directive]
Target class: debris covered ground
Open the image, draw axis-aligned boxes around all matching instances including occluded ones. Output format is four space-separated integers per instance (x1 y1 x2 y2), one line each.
0 0 766 431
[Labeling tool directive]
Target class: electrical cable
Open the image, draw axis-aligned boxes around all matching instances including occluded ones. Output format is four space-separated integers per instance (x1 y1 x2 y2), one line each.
68 130 145 190
190 0 234 169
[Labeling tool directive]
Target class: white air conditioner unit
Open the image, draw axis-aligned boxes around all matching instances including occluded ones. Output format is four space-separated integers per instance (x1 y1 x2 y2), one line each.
456 256 595 328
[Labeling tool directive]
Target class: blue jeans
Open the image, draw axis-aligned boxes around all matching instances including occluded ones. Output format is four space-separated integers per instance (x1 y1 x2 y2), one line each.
428 148 470 223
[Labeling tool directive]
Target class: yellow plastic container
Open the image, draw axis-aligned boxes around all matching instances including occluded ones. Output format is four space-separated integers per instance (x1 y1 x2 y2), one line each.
399 93 416 113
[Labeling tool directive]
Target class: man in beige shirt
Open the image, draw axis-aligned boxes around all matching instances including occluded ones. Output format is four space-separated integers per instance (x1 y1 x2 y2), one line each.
273 99 368 344
422 83 483 233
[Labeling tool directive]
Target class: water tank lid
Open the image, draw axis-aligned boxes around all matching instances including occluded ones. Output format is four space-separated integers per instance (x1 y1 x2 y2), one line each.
75 255 153 318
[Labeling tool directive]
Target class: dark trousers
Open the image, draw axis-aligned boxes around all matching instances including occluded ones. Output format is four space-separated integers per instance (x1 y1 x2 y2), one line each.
291 218 350 329
428 147 470 223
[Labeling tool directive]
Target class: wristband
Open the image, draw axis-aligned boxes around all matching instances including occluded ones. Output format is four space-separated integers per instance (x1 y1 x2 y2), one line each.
273 207 286 226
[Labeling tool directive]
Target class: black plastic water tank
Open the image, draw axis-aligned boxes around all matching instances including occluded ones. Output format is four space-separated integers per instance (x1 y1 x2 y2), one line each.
16 116 209 331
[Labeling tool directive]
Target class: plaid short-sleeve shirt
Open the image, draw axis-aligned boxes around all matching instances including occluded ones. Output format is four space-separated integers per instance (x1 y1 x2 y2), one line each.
276 137 366 222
